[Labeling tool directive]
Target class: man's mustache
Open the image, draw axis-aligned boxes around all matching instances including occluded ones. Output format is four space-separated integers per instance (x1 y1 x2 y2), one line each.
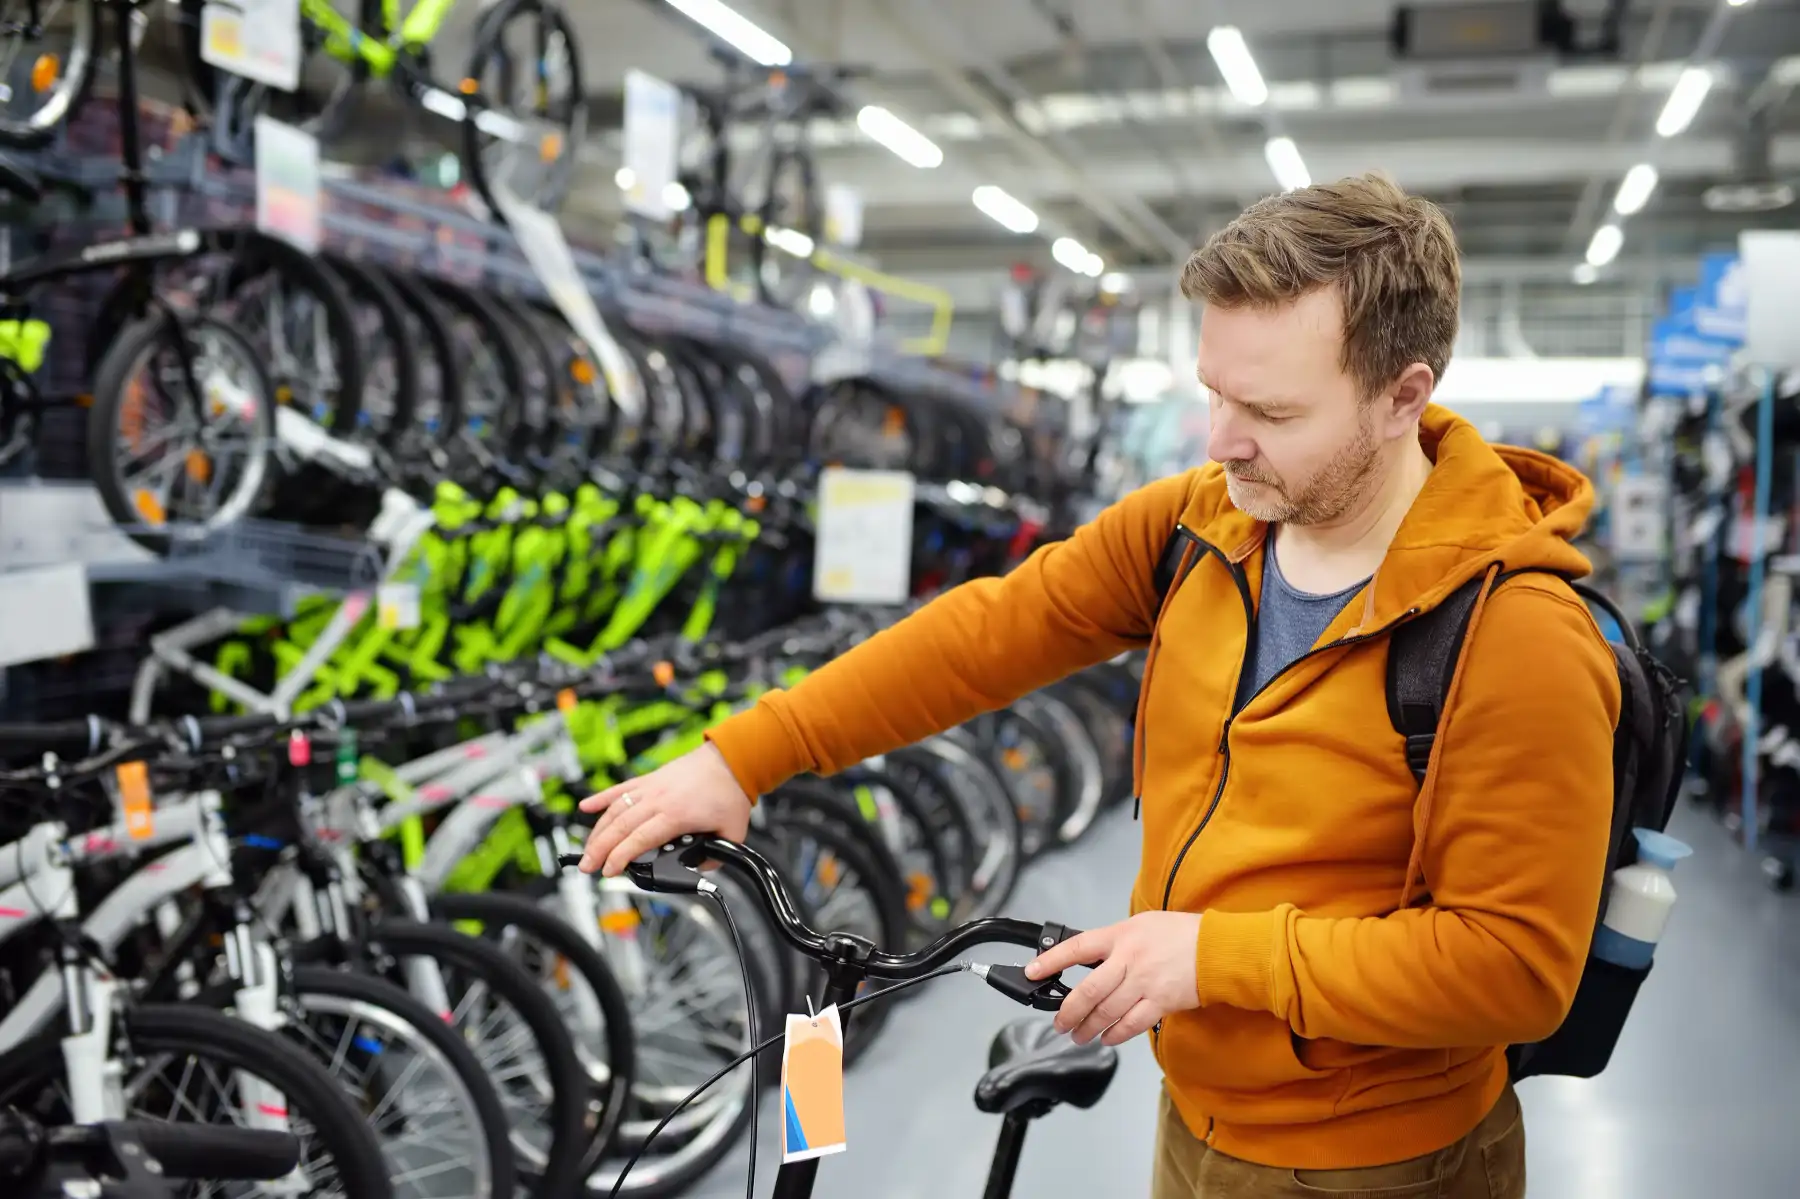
1225 462 1277 485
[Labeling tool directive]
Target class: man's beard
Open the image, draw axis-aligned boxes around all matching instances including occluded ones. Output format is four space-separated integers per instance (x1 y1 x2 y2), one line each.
1224 413 1381 526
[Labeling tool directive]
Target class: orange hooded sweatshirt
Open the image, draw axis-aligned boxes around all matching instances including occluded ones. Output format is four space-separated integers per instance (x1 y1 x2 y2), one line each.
706 405 1622 1169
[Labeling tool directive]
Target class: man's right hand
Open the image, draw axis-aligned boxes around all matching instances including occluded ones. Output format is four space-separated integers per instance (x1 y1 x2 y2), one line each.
575 743 753 877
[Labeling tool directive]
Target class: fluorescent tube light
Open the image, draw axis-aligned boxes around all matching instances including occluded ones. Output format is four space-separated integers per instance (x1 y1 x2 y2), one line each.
1100 271 1132 293
1052 237 1092 274
1612 163 1658 216
663 181 691 211
1572 263 1598 285
1264 136 1310 191
856 106 943 169
1586 223 1623 267
615 167 635 190
660 0 792 67
972 185 1039 234
1656 66 1712 137
1207 27 1268 108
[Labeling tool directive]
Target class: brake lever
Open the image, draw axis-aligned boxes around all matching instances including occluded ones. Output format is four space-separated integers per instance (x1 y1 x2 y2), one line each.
556 835 716 895
974 921 1096 1011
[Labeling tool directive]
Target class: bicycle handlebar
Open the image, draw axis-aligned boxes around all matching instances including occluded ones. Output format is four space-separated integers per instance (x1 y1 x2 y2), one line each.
575 835 1086 992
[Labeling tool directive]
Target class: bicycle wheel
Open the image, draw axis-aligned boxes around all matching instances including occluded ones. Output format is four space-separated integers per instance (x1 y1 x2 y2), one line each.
0 1003 392 1199
0 0 97 148
461 0 587 216
87 310 276 553
367 920 588 1198
749 143 823 311
891 737 1024 920
426 890 636 1171
284 966 517 1199
320 253 420 451
1016 688 1107 846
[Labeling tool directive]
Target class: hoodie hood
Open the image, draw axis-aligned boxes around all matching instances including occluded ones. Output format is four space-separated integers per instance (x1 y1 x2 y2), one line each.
1189 403 1595 632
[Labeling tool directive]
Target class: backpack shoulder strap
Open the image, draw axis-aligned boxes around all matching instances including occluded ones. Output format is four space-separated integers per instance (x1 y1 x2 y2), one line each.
1387 575 1492 785
1152 525 1194 608
1387 567 1561 785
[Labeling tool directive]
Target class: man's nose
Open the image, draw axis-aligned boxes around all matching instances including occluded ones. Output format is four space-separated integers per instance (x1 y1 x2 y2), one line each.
1206 407 1256 465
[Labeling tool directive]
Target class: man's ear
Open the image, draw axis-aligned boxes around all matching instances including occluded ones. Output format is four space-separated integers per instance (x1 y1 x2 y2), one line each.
1380 363 1436 433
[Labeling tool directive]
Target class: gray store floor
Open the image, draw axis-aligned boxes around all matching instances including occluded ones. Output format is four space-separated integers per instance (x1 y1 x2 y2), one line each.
686 800 1800 1198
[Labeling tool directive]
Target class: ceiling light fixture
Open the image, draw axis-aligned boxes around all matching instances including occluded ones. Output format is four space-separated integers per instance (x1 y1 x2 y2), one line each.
972 185 1040 234
660 0 792 67
1572 263 1599 285
1656 66 1713 138
765 226 815 258
1263 136 1311 191
1100 271 1133 293
663 180 691 212
1612 163 1659 216
1206 27 1269 108
855 106 944 169
1585 223 1624 267
614 167 635 190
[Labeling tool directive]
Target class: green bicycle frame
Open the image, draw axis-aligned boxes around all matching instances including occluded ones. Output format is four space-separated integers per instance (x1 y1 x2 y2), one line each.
301 0 462 76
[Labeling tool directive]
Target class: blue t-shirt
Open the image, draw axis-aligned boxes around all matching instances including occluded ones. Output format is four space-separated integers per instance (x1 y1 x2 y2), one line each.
1234 532 1369 711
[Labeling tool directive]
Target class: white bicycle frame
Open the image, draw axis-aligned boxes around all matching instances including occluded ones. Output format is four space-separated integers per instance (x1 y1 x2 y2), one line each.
0 797 302 1189
126 489 438 723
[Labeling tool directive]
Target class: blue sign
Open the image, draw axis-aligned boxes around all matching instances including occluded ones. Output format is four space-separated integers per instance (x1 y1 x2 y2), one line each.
1648 282 1738 396
1692 252 1747 345
1578 383 1638 436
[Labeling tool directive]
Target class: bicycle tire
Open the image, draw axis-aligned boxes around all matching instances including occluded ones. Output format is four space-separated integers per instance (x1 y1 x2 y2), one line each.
377 268 465 449
421 279 528 448
86 310 276 553
286 965 518 1199
210 228 367 437
320 252 421 450
368 919 589 1198
828 763 973 937
1015 689 1106 846
425 889 637 1171
0 1002 393 1199
891 738 1024 919
461 0 587 217
0 0 98 148
750 142 822 310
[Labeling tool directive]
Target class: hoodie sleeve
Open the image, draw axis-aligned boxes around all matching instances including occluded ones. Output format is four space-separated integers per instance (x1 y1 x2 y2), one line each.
1192 581 1622 1048
704 470 1196 799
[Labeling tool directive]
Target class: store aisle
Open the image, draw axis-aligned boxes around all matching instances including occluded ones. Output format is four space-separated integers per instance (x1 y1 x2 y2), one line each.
690 800 1800 1197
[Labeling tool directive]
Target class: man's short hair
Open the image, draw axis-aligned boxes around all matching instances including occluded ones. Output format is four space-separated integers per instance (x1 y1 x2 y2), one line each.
1179 172 1462 400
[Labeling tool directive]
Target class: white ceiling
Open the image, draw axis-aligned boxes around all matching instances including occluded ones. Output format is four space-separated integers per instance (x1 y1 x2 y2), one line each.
454 1 1800 325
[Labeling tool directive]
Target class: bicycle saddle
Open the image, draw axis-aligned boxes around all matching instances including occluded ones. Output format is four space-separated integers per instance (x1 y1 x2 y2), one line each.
973 1017 1118 1117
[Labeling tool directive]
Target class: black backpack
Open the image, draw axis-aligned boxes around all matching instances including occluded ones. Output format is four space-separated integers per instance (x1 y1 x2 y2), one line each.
1387 569 1690 1080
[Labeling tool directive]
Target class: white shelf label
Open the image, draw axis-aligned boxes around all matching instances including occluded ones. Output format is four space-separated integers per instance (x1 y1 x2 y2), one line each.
813 469 914 604
202 0 301 93
622 70 681 221
0 563 94 667
255 115 320 254
378 582 421 631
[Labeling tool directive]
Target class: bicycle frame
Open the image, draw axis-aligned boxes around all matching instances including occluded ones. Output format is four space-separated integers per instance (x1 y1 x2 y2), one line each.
301 0 461 76
127 496 437 722
0 800 296 1171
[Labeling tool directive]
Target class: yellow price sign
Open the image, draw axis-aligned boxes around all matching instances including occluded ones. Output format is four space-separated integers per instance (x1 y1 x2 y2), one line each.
206 14 243 59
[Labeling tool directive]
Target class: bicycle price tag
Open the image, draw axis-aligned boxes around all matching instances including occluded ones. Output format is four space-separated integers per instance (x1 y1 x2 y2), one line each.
201 0 301 92
813 468 914 604
254 115 321 255
378 582 421 631
114 761 155 842
780 1005 847 1163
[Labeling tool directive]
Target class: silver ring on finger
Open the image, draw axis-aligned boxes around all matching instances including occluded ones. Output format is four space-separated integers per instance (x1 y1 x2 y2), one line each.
620 792 636 809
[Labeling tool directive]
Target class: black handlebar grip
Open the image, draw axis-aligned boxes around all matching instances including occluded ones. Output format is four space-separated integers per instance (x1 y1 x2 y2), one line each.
126 1123 300 1180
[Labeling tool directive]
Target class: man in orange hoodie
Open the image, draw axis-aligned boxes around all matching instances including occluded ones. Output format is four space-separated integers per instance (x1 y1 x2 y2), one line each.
577 173 1620 1198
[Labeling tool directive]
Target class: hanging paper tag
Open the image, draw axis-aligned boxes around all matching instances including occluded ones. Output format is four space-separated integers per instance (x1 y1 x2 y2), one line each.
378 581 421 630
202 0 300 92
780 1006 847 1163
115 761 155 841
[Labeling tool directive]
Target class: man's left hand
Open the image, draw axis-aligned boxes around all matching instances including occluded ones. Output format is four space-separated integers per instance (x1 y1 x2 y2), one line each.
1024 912 1204 1046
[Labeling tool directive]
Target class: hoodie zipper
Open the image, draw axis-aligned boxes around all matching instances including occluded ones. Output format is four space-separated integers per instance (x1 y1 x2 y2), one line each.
1155 532 1422 912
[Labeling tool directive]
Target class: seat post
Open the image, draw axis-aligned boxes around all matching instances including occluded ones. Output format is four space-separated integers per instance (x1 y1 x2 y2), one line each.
981 1101 1050 1199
